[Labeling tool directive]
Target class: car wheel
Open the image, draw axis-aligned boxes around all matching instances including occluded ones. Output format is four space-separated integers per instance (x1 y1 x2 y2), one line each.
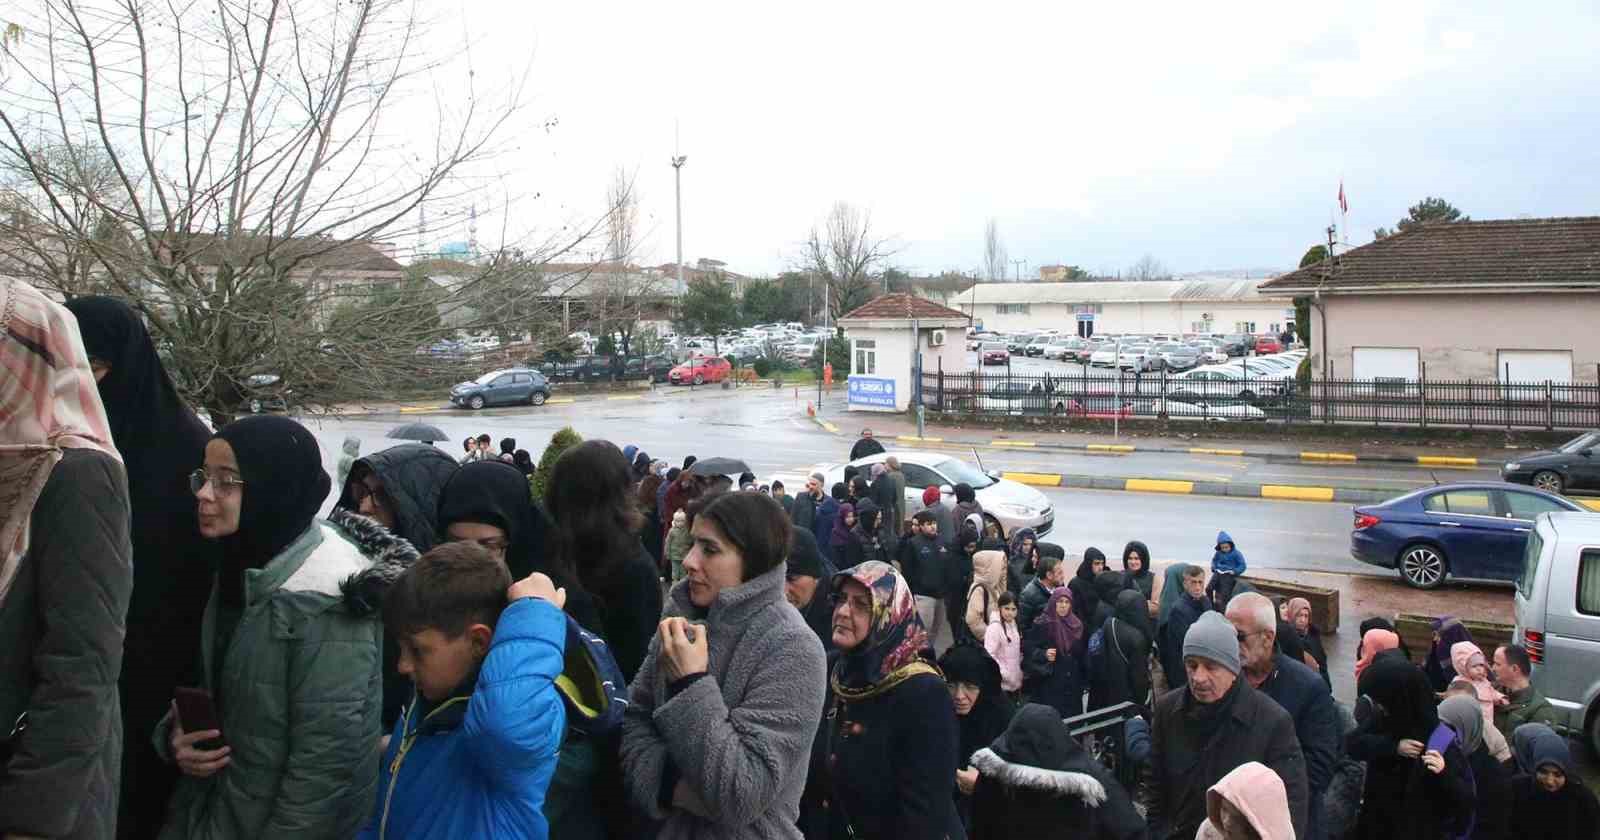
468 395 485 410
530 391 547 406
692 374 705 385
1531 470 1565 494
1398 543 1447 590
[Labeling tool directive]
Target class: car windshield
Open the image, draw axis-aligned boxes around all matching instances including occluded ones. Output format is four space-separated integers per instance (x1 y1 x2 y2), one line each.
1558 432 1600 453
932 456 996 490
473 370 505 385
982 343 1007 352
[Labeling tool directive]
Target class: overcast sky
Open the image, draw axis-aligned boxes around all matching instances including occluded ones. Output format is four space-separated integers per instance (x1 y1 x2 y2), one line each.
433 0 1600 278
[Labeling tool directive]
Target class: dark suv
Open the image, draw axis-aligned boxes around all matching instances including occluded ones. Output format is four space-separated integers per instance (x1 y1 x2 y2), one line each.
619 355 675 383
450 368 551 409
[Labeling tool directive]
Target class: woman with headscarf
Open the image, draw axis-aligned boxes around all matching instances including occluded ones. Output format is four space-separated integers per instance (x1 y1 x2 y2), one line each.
1023 587 1086 718
1089 589 1154 713
1426 616 1475 693
62 294 218 839
513 448 536 477
843 498 890 570
1067 547 1108 625
159 415 417 839
1346 641 1472 840
938 643 1014 832
1285 596 1331 689
963 536 1008 644
1355 627 1401 681
0 282 133 840
951 482 982 529
1120 540 1156 618
544 440 663 684
1156 561 1191 630
812 561 962 839
1509 723 1599 840
1357 616 1413 661
637 466 667 574
828 502 856 570
1437 694 1510 840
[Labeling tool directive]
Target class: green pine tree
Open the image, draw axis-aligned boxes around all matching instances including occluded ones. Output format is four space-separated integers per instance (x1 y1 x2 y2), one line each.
531 426 583 501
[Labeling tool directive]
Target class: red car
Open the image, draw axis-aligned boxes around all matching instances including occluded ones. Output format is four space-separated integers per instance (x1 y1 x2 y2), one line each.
668 355 732 385
1254 336 1283 354
1067 394 1134 419
980 343 1010 366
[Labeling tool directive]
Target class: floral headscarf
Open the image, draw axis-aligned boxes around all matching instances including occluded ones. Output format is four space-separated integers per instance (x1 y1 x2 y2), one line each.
1 280 120 608
1036 586 1083 655
830 560 935 699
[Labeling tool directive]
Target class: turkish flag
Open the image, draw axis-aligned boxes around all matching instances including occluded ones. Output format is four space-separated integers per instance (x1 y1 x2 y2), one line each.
1338 181 1349 214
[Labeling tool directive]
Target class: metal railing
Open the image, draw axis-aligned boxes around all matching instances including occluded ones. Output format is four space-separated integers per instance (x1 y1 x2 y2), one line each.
920 366 1600 430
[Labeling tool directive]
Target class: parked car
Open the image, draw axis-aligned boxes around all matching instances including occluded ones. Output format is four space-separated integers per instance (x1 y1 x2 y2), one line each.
1217 334 1253 356
813 450 1054 539
1024 334 1060 357
620 355 675 383
450 368 552 410
981 342 1010 366
1115 344 1159 372
1254 335 1284 354
241 372 289 414
1006 333 1038 355
1350 481 1589 589
978 381 1069 416
1151 342 1201 371
1129 398 1266 420
1043 337 1086 361
539 355 612 383
1066 394 1134 419
1513 511 1600 755
1088 346 1119 367
1500 430 1600 495
668 354 733 385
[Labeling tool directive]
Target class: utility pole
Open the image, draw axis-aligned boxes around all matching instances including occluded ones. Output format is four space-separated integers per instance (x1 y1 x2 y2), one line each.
672 154 687 294
1012 258 1026 282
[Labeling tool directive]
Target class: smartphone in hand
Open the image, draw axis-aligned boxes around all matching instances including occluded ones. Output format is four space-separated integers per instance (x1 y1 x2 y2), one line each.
174 687 225 750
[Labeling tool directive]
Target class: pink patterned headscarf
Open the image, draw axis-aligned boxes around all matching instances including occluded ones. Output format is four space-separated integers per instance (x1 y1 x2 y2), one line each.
830 560 931 692
1 280 120 606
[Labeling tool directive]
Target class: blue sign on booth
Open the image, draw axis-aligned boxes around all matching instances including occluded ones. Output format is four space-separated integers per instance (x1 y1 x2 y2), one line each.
848 377 897 408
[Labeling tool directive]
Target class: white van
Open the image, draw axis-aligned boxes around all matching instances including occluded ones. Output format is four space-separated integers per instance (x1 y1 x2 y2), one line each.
1513 511 1600 756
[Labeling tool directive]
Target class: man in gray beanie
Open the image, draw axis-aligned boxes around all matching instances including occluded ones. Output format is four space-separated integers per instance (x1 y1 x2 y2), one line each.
1144 610 1310 840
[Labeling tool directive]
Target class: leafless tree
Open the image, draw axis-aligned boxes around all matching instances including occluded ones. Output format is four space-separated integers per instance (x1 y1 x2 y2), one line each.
984 218 1008 283
590 166 663 357
801 201 895 322
1126 254 1171 282
0 0 613 423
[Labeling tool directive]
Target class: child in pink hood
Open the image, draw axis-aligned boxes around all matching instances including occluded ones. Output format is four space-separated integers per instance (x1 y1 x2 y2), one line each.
1196 761 1296 840
1450 640 1510 760
984 591 1024 696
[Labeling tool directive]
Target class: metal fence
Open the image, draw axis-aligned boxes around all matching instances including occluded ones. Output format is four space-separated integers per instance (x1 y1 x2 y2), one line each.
918 367 1600 430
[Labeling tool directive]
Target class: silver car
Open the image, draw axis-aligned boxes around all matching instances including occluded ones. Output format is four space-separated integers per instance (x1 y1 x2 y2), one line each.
1513 511 1600 755
816 450 1054 539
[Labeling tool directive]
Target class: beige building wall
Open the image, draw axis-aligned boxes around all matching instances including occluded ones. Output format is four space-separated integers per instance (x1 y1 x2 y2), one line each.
1319 292 1600 381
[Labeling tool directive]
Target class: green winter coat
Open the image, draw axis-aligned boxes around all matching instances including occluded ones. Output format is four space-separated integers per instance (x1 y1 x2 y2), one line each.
155 509 416 840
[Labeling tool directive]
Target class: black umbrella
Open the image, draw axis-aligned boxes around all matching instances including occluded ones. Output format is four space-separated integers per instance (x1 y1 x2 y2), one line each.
685 456 751 477
386 422 449 443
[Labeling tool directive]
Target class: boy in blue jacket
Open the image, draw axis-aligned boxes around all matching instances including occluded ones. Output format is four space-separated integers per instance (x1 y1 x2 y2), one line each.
1207 530 1247 608
359 541 567 840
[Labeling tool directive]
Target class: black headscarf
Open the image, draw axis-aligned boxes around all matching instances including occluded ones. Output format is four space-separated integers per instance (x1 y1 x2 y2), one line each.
1068 547 1106 623
335 443 458 552
212 416 331 602
1356 649 1438 742
939 644 1014 766
436 460 546 580
1121 540 1154 597
64 294 219 835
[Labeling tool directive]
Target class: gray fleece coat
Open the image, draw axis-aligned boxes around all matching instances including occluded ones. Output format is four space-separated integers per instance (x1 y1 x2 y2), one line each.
620 563 827 839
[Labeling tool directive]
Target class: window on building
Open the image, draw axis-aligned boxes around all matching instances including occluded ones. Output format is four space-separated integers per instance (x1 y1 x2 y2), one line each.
995 304 1031 315
1234 321 1256 334
854 339 876 375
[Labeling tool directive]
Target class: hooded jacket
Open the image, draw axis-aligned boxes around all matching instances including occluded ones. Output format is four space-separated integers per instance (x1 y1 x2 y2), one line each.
969 704 1146 840
1211 531 1246 575
966 541 1008 641
1195 761 1294 840
1121 540 1155 604
1088 590 1154 712
939 644 1014 830
1068 549 1106 625
156 508 418 840
357 596 567 840
1509 724 1600 840
336 443 458 554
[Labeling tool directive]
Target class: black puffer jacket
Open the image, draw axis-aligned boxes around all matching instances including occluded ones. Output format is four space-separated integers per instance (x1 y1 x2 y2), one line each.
1088 590 1153 713
970 704 1147 840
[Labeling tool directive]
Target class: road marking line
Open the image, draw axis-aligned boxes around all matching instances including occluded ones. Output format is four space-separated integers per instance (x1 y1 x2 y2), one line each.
1002 472 1062 486
1087 444 1135 452
1417 456 1478 467
1125 478 1195 494
1190 448 1246 456
1579 499 1600 512
821 421 839 433
547 398 576 404
1261 485 1336 502
990 440 1036 447
896 435 944 443
1300 452 1357 462
397 406 446 414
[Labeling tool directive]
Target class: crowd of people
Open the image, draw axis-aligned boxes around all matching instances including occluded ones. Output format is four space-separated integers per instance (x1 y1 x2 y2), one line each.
1 278 1596 840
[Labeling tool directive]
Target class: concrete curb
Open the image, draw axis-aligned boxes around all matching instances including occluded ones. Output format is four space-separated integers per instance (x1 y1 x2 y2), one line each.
1001 470 1396 505
833 428 1497 467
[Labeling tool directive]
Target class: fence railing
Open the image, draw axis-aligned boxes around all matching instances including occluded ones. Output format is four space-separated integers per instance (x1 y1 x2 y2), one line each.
917 368 1600 430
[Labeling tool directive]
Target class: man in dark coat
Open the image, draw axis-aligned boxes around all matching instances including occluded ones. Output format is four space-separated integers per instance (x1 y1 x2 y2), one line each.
791 472 823 533
1146 611 1309 840
770 479 795 517
1018 554 1066 630
1158 564 1209 690
784 527 834 651
849 428 886 461
1226 593 1339 840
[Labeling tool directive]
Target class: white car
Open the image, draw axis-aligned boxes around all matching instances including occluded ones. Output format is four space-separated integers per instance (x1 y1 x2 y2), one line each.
1043 337 1083 361
1159 399 1267 420
1192 342 1230 365
812 451 1054 539
1169 365 1282 402
1089 347 1119 367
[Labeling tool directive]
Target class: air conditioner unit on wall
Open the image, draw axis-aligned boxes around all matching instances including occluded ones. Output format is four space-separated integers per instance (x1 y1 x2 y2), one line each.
929 329 946 347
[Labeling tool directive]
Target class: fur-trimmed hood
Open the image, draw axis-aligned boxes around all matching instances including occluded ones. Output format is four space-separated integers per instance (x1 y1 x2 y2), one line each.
330 506 421 617
970 747 1107 805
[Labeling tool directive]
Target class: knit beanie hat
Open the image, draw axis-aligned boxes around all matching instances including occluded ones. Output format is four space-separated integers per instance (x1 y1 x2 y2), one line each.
922 486 940 507
1183 611 1241 675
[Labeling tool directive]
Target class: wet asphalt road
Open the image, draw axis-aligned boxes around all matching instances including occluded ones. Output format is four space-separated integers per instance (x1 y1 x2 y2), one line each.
297 386 1367 577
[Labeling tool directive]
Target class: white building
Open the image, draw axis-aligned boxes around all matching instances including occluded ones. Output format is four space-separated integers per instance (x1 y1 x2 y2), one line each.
949 278 1291 337
837 294 972 412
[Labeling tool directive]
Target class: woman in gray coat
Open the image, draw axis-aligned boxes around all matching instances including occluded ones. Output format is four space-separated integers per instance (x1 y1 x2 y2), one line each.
0 279 134 840
621 491 827 839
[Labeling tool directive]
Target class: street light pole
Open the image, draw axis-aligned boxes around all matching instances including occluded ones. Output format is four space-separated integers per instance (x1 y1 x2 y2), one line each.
1012 258 1026 282
672 153 687 294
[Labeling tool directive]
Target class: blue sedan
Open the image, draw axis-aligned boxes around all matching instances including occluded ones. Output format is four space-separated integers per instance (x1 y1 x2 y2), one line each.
1350 481 1588 589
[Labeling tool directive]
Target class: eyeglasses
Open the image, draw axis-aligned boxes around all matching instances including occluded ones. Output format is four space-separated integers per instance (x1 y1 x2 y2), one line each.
1236 630 1264 644
827 591 873 614
455 537 510 558
350 481 389 507
189 468 245 495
